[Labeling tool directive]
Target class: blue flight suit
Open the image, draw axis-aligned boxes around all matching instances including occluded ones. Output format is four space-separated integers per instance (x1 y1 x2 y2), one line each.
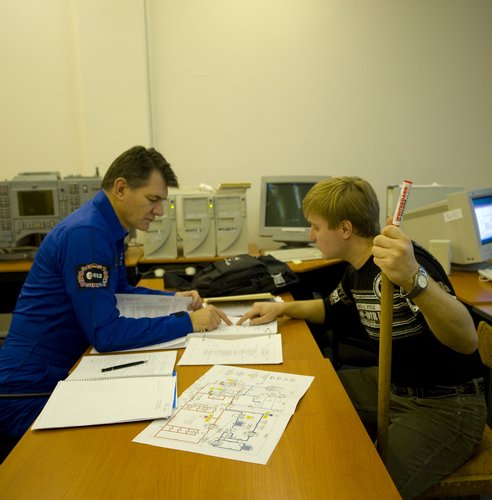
0 190 192 438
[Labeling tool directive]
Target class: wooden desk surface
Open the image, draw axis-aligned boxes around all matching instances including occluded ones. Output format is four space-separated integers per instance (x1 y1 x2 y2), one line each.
0 359 398 500
0 258 33 273
140 243 261 265
287 257 342 273
0 280 398 499
448 270 492 306
0 245 144 274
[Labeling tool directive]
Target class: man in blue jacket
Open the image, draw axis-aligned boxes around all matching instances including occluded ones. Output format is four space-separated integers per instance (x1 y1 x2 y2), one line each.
0 145 229 450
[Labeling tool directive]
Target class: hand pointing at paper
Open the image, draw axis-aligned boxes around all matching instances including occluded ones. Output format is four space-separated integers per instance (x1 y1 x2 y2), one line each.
189 305 232 332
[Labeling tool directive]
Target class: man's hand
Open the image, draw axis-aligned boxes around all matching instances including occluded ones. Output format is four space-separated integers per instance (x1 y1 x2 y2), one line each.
372 223 419 291
237 302 284 326
189 305 232 332
175 290 202 311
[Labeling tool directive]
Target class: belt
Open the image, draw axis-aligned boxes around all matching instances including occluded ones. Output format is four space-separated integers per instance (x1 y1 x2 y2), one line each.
391 378 485 399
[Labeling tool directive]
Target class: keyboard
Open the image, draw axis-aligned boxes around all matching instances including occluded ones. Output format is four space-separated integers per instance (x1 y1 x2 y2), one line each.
265 246 324 263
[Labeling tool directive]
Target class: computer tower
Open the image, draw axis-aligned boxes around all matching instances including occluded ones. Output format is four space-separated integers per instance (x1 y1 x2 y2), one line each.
214 192 248 256
178 192 216 258
143 196 178 259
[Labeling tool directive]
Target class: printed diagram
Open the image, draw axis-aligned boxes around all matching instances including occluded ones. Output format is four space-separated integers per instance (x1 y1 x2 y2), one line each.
134 365 314 464
154 377 286 453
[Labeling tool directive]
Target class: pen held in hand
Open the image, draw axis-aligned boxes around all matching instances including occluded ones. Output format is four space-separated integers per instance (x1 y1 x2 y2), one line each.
101 360 147 372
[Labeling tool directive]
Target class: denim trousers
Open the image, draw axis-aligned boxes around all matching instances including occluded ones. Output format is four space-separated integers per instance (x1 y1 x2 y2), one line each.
337 366 487 499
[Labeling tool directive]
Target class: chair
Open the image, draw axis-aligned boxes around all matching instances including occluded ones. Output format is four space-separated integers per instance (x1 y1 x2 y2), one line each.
415 320 492 498
378 317 492 497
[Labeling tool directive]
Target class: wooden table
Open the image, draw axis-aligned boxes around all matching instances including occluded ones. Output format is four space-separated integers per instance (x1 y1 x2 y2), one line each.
448 270 492 306
0 281 399 499
0 245 144 274
286 257 342 274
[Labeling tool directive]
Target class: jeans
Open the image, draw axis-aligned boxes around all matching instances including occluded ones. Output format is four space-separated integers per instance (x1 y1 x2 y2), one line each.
338 366 487 499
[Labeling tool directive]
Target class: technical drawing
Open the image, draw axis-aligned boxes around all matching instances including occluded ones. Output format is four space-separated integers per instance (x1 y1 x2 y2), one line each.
134 365 314 464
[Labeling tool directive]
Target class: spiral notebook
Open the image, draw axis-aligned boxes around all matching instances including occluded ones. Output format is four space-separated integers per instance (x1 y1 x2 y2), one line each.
32 351 178 431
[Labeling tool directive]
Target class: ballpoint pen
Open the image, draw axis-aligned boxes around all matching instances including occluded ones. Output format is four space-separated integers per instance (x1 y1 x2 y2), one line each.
101 360 147 372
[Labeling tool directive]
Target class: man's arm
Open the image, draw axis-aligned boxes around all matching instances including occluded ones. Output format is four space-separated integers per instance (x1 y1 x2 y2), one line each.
373 224 477 354
237 298 326 326
411 277 477 353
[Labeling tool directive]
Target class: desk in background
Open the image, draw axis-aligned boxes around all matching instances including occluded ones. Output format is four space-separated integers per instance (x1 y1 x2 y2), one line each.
448 269 492 307
0 281 399 499
0 245 143 274
0 246 144 312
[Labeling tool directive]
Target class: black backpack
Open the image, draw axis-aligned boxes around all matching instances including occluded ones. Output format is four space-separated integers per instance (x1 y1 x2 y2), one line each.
190 254 299 298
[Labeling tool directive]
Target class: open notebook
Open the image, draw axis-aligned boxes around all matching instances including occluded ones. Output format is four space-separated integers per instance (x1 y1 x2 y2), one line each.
32 351 177 430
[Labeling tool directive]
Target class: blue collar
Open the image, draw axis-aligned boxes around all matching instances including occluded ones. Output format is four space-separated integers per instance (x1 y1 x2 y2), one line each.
93 190 128 243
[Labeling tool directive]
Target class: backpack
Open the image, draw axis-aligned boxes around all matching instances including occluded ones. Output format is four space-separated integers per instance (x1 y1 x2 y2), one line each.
190 254 299 298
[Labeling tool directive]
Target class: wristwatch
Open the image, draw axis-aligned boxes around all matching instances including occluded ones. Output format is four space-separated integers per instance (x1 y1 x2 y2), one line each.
400 265 428 300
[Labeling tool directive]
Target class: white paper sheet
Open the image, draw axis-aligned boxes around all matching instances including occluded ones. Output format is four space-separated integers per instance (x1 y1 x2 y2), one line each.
69 351 177 379
177 334 283 365
116 293 191 318
32 351 178 430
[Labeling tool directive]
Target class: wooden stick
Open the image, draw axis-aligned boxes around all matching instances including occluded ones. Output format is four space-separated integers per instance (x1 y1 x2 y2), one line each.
377 273 394 464
377 179 412 463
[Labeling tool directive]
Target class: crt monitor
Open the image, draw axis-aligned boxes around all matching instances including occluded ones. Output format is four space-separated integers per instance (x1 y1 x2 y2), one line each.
402 188 492 268
259 175 329 247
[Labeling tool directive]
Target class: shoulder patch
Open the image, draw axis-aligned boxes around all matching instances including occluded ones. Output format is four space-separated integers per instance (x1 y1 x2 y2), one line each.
76 263 109 289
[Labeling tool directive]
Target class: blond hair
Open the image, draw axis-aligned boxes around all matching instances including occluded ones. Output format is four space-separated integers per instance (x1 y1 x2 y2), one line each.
302 176 380 237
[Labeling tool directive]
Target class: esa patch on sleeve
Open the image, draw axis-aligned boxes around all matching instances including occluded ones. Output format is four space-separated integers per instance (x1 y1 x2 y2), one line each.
76 263 109 289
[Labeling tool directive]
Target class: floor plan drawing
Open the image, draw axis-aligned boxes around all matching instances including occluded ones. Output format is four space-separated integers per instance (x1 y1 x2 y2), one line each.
133 365 314 464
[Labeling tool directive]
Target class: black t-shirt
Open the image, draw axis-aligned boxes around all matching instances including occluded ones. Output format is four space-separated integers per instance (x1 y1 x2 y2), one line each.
323 243 484 386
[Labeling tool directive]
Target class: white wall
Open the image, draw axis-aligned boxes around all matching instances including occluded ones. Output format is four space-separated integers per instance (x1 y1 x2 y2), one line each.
149 0 492 248
0 0 84 174
1 0 491 248
75 0 151 174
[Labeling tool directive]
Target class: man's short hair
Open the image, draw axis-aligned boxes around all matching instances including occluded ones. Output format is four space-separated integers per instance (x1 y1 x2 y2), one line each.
302 176 380 237
101 146 179 190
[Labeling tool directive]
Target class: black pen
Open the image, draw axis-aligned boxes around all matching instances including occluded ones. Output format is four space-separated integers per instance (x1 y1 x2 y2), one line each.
101 360 147 372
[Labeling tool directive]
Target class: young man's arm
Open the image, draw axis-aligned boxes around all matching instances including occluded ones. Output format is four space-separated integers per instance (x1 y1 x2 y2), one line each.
237 298 325 326
373 224 477 354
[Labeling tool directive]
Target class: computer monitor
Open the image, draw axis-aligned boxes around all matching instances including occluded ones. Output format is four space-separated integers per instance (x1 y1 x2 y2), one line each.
259 175 329 247
403 188 492 268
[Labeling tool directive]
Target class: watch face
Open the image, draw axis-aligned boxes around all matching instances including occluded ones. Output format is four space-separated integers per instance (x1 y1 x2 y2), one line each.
417 274 427 288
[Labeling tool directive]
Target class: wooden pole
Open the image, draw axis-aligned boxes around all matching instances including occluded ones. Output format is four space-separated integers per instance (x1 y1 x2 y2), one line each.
377 273 394 464
377 179 412 464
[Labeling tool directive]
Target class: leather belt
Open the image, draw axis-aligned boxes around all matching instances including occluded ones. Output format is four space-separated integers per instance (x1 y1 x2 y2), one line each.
391 378 485 399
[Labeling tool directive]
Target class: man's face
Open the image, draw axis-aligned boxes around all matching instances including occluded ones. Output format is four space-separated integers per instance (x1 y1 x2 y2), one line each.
118 170 168 231
307 213 345 259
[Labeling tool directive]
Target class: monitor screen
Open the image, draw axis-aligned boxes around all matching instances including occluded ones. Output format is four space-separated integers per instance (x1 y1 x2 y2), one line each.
265 183 314 228
17 190 55 216
403 188 492 268
259 175 329 246
471 194 492 246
